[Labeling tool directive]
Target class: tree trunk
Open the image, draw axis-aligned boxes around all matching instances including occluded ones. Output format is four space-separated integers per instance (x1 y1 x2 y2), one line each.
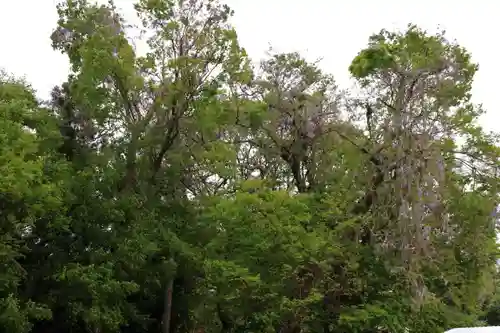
162 274 174 333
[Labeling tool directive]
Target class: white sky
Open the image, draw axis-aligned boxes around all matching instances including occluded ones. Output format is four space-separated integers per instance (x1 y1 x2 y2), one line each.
0 0 498 132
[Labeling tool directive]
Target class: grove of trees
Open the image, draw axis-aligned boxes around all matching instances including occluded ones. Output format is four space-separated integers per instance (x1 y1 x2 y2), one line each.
1 0 500 332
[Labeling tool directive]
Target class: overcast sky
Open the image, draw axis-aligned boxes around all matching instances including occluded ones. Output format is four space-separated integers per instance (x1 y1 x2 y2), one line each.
0 0 498 131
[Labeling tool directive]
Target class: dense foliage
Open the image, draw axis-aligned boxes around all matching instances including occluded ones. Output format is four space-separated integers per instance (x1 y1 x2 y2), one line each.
1 1 499 332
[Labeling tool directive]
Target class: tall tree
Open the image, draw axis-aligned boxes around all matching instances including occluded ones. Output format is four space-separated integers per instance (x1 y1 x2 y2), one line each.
349 25 499 291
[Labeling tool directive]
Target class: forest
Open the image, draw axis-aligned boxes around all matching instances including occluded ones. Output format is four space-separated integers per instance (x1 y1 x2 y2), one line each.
1 0 500 332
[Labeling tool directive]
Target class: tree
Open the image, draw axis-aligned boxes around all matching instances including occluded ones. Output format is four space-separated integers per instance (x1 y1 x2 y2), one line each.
0 72 62 333
349 24 499 294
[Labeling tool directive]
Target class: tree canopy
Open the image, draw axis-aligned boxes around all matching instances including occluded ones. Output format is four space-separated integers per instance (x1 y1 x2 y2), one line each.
0 1 499 333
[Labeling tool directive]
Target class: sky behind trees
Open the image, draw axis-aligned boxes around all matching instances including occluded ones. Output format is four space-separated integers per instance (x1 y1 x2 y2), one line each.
1 0 498 131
